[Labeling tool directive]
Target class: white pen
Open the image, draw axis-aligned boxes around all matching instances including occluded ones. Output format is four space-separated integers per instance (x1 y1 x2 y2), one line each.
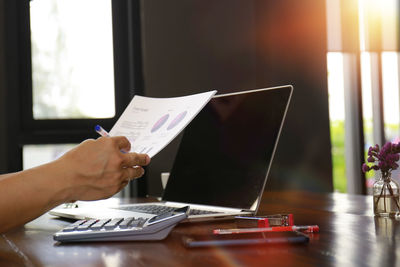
95 125 110 137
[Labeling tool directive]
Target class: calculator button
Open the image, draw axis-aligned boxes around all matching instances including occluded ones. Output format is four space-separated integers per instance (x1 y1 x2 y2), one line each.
77 219 98 231
62 226 78 232
118 218 135 229
62 219 86 232
130 218 147 228
138 218 148 226
90 219 111 230
72 219 87 226
104 218 123 230
128 220 140 228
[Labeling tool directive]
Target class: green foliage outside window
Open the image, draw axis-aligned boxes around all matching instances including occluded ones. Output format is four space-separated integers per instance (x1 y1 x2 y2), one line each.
330 120 346 192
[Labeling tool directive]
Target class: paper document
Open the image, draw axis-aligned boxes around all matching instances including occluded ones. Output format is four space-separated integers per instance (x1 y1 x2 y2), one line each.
109 90 217 158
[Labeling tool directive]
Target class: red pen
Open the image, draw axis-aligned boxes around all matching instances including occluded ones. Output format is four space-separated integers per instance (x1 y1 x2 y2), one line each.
213 225 319 235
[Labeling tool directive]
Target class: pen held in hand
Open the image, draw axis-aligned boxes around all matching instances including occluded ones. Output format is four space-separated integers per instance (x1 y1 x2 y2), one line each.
213 225 319 235
95 125 110 137
95 125 131 154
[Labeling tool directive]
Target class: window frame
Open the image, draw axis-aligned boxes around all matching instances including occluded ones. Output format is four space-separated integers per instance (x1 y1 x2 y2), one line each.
4 0 147 195
18 0 143 145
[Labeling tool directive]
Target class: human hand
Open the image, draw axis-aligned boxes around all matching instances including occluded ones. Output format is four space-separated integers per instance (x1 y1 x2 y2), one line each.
56 136 150 201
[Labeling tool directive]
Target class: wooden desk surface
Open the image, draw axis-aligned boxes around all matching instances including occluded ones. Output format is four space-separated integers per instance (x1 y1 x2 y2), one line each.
1 191 399 267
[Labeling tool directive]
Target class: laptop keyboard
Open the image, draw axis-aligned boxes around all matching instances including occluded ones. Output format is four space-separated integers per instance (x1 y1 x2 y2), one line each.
117 204 219 216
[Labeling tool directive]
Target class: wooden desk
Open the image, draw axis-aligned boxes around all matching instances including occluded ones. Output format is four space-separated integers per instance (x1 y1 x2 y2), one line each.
1 191 399 267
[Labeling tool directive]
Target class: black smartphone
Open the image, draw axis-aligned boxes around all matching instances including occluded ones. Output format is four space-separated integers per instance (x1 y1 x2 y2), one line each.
182 231 309 248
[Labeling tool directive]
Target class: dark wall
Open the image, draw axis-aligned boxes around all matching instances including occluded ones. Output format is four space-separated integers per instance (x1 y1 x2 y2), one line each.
141 0 257 95
0 0 6 172
138 0 332 196
254 1 333 192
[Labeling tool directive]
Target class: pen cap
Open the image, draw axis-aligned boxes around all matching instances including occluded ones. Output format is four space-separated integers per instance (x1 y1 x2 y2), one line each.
288 214 294 226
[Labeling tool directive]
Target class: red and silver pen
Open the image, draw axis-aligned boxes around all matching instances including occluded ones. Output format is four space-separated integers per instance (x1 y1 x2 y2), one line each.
213 225 319 235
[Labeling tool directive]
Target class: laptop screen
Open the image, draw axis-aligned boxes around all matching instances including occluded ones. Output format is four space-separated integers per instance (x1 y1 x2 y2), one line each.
162 86 292 210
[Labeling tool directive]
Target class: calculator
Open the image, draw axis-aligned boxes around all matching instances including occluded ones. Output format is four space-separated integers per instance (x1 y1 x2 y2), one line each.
53 206 189 243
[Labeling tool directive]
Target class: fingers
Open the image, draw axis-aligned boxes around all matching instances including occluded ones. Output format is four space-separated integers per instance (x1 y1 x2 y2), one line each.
107 136 151 167
121 153 150 167
121 166 145 181
112 136 132 152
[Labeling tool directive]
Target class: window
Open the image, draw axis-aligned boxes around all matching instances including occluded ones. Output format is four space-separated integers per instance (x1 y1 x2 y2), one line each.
4 0 145 196
24 0 116 175
327 52 346 192
30 0 115 119
327 0 399 193
23 144 76 170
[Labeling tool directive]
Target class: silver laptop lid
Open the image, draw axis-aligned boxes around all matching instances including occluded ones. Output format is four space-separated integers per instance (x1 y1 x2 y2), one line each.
161 85 293 212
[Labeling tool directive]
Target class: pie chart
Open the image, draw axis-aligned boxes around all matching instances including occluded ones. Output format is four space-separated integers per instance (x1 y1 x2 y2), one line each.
151 114 169 133
167 111 187 130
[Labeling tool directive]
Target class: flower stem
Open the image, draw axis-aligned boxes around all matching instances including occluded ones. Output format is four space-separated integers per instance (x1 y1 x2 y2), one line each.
387 183 400 211
384 183 387 212
375 183 385 208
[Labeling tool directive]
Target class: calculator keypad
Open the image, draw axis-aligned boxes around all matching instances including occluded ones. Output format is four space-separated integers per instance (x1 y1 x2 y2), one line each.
54 207 189 242
62 217 148 233
90 219 111 230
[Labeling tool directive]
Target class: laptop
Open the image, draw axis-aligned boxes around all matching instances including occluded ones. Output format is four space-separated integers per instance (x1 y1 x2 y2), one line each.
50 85 293 222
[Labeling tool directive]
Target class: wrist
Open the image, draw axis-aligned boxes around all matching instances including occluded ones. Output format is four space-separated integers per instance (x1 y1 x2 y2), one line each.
32 159 76 206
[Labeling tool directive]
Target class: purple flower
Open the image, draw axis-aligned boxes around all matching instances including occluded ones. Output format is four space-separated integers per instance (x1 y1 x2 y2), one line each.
383 142 392 152
374 144 380 152
362 141 400 176
378 161 385 169
396 142 400 150
362 164 370 173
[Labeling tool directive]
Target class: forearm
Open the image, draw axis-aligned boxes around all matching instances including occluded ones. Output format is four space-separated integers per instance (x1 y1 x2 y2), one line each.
0 161 71 233
0 136 150 233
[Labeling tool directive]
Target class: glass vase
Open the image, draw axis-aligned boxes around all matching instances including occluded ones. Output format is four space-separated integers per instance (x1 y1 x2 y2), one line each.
373 174 400 217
